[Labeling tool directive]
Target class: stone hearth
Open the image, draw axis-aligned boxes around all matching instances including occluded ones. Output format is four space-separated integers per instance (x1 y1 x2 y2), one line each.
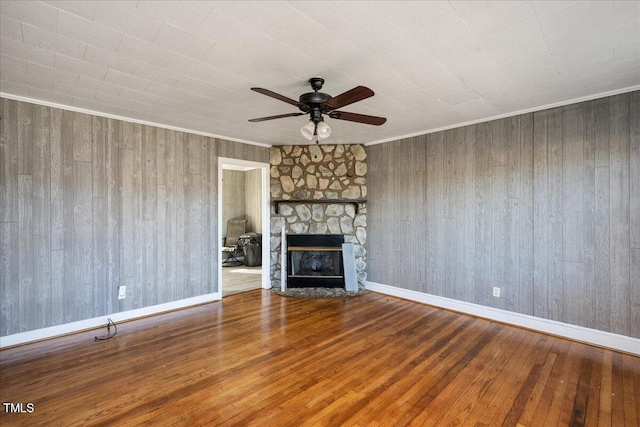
270 144 367 290
272 287 366 298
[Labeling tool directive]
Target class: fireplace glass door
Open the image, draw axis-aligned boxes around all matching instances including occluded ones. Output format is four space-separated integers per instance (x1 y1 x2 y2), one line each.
290 250 343 277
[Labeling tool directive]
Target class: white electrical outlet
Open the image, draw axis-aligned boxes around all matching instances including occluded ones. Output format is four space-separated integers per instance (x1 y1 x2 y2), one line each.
492 287 500 298
118 285 126 300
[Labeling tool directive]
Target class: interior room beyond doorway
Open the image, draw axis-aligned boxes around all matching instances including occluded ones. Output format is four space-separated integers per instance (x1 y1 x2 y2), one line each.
220 162 266 297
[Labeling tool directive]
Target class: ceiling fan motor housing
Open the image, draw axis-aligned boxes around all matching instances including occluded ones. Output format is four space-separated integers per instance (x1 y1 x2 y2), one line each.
299 77 331 118
299 92 331 107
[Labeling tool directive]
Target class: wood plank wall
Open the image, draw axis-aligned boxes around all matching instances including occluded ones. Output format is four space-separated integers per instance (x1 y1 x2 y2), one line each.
0 98 268 336
245 168 262 234
367 91 640 339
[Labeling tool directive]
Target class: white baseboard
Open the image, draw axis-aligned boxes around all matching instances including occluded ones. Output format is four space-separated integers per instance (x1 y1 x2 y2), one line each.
0 293 221 349
4 284 638 355
366 281 640 356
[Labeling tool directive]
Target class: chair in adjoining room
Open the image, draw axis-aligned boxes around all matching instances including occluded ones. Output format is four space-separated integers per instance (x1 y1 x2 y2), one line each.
222 219 247 267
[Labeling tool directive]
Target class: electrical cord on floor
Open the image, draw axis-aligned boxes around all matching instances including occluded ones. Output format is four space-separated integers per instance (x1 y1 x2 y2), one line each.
94 318 117 341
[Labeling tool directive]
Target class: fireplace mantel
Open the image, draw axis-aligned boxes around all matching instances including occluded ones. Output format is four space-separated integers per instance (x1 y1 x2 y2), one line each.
273 199 367 214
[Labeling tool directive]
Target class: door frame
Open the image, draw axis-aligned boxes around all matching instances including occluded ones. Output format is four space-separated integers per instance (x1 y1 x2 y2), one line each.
217 157 271 297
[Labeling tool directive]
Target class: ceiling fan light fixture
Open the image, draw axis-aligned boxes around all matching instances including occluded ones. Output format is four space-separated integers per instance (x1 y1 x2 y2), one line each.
300 121 315 140
316 121 331 140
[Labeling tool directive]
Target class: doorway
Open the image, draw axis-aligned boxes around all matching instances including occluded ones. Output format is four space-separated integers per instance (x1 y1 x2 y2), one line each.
217 157 270 298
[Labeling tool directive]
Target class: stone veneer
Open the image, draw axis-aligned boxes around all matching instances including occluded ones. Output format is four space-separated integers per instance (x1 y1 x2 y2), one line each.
270 144 367 289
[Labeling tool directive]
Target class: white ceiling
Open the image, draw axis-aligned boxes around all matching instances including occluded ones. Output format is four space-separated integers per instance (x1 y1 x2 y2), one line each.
1 1 638 146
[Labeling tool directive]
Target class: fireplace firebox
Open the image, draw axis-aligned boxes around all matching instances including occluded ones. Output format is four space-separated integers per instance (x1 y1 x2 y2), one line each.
286 234 345 288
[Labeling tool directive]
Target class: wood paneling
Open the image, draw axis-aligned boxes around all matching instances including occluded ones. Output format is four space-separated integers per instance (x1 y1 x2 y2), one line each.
367 91 640 338
17 101 32 175
475 122 492 308
366 139 389 287
61 109 75 324
631 92 640 331
533 110 549 319
519 114 534 316
547 107 564 322
73 160 93 319
50 109 63 250
18 174 33 331
0 98 18 222
0 98 268 336
207 140 219 294
217 138 269 163
426 132 445 297
245 168 262 234
73 112 92 163
92 116 106 198
0 222 19 335
32 105 51 329
105 118 120 314
0 291 637 426
609 94 631 336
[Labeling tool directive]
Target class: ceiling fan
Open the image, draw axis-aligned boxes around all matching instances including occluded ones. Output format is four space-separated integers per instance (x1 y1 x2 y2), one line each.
248 77 386 142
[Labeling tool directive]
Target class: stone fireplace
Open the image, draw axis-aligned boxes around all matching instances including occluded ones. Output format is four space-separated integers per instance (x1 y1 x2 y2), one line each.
270 144 367 290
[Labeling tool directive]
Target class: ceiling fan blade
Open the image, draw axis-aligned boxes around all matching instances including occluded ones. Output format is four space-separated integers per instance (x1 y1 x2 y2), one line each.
325 86 374 110
251 87 305 109
248 112 305 122
328 111 386 126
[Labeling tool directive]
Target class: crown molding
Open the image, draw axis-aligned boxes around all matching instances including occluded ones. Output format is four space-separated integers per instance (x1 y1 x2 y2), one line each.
365 85 640 146
0 92 272 148
4 85 639 150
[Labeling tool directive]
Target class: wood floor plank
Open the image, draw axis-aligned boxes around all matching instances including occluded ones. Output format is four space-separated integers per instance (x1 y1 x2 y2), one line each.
612 352 627 425
437 328 523 426
599 350 614 426
633 356 640 427
499 336 552 426
622 354 639 427
0 290 638 426
516 351 558 426
558 343 591 426
543 341 582 426
321 313 473 426
569 345 595 426
584 347 605 426
460 330 540 426
474 335 546 426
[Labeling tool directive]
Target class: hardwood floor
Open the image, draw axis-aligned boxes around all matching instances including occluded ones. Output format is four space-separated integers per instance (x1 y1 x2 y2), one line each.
1 290 638 426
222 265 262 297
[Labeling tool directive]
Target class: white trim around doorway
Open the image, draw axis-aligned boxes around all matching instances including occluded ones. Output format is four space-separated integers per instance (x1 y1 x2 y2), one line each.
217 157 271 299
